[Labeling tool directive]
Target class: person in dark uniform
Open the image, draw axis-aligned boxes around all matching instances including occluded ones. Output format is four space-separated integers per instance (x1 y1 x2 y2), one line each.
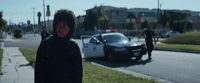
35 9 83 83
41 26 49 41
143 28 155 60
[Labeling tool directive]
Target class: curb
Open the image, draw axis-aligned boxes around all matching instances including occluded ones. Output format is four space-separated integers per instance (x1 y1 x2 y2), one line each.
90 62 175 83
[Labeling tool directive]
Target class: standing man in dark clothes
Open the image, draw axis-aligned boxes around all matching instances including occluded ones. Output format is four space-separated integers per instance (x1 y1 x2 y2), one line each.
35 9 83 83
41 26 49 41
143 28 155 60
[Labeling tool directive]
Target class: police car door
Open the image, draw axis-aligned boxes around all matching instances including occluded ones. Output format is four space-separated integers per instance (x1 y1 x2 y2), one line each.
82 37 104 58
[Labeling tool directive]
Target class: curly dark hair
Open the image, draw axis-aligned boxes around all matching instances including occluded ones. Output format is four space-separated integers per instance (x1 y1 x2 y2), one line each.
53 9 76 36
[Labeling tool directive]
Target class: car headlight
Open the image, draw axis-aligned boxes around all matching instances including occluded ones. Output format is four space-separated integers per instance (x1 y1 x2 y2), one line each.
114 48 126 51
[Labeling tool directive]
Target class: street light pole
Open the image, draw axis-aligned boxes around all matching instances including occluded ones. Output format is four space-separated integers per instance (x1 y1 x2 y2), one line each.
43 0 46 27
156 0 161 43
160 3 163 10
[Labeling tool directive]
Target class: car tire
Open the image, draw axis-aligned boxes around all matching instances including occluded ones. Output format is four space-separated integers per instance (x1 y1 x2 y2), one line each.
105 52 114 61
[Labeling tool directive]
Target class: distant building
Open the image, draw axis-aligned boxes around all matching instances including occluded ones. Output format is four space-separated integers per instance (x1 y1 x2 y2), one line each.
102 6 127 29
127 8 158 29
128 8 157 23
85 6 128 29
84 5 200 31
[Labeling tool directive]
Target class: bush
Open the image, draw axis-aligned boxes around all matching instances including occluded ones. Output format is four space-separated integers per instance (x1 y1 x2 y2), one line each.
162 32 200 45
13 28 22 38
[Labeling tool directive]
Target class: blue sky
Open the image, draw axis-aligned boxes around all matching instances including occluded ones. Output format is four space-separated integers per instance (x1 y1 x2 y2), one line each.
0 0 200 24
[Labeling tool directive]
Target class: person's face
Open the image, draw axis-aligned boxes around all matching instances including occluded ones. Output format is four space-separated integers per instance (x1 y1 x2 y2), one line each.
56 22 70 38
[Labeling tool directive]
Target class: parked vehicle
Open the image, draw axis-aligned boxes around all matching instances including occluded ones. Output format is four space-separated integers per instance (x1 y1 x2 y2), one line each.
81 32 147 61
161 30 180 38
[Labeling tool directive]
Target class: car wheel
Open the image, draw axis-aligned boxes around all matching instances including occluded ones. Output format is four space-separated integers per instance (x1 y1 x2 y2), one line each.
105 52 114 61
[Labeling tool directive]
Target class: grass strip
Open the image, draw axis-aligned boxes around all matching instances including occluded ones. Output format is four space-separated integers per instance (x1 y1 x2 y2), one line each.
20 48 157 83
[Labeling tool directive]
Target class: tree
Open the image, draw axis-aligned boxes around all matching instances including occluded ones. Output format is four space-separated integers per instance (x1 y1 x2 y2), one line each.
85 8 98 30
0 11 7 31
37 12 42 31
168 11 187 32
37 12 41 26
158 10 170 27
158 10 188 32
126 12 135 29
141 20 149 29
76 16 85 29
85 6 109 30
0 11 7 38
27 20 31 32
0 11 2 19
0 18 7 30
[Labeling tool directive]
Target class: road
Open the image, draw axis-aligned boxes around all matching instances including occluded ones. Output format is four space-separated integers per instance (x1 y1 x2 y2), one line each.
2 34 200 83
3 33 41 48
89 51 200 83
76 39 200 83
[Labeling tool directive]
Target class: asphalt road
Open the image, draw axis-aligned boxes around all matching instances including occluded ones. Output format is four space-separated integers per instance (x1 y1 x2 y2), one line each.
3 34 41 48
76 39 200 83
2 34 200 83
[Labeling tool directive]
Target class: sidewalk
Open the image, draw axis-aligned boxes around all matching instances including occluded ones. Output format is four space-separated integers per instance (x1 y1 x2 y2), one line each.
0 47 34 83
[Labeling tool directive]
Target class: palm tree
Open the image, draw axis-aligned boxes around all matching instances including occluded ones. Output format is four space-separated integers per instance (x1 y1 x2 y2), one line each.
37 12 41 31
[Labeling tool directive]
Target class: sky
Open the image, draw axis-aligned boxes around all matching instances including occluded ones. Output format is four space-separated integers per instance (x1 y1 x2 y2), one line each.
0 0 200 24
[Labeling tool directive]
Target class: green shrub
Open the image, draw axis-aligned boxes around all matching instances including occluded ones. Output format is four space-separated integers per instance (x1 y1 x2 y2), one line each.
13 28 22 38
162 32 200 45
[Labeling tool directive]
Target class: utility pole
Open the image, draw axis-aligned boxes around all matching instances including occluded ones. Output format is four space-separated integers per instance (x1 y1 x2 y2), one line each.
43 0 46 27
160 3 163 10
156 0 161 44
32 8 36 32
157 0 160 21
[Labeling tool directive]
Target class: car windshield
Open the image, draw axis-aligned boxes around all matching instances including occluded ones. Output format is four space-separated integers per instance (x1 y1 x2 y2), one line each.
103 34 129 44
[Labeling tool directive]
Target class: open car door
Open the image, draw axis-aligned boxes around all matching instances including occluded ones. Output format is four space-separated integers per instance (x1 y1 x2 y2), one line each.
81 36 104 58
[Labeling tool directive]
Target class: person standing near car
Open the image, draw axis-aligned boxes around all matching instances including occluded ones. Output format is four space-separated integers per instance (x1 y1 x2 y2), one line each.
35 9 83 83
143 28 155 60
41 26 49 41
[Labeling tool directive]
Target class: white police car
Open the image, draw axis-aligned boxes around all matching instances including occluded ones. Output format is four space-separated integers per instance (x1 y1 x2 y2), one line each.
81 32 147 60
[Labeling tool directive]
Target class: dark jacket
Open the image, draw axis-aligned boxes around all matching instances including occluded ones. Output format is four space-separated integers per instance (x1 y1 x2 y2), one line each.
41 30 49 40
143 29 155 49
35 36 83 83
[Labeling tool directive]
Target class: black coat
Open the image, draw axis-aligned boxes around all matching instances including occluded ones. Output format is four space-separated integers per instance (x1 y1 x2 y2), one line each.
143 29 154 50
35 36 83 83
41 31 50 40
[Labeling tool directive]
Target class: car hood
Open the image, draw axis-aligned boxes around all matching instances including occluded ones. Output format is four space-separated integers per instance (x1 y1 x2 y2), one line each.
106 41 143 47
